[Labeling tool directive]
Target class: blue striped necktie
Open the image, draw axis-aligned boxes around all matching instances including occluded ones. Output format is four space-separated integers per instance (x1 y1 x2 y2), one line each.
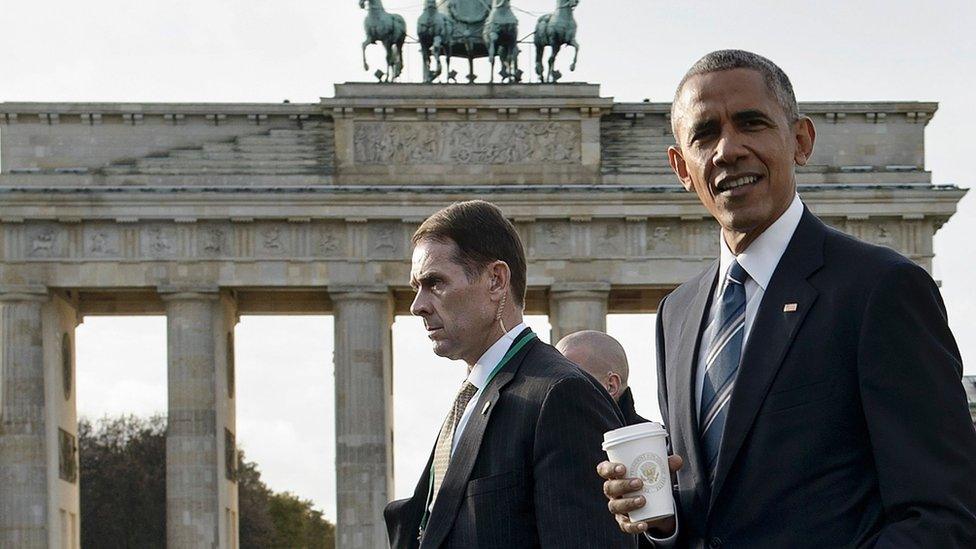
700 260 749 483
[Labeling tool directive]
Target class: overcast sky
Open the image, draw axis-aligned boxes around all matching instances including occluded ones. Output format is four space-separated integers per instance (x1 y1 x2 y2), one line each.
3 0 974 522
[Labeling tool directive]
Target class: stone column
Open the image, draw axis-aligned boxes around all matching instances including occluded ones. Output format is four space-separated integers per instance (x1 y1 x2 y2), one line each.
162 288 237 549
0 287 49 548
330 286 393 549
548 282 611 344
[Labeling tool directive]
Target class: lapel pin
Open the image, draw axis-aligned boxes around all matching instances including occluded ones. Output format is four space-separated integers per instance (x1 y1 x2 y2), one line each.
783 303 798 313
481 401 491 415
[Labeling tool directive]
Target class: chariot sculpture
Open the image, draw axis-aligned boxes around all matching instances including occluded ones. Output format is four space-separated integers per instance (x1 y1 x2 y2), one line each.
360 0 581 84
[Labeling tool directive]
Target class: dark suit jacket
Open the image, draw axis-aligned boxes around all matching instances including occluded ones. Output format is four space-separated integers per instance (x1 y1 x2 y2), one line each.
385 329 636 549
618 387 649 426
656 209 976 548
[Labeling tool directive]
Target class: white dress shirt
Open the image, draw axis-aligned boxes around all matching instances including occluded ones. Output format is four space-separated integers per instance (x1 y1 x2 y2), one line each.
650 194 803 546
693 193 804 412
450 321 527 455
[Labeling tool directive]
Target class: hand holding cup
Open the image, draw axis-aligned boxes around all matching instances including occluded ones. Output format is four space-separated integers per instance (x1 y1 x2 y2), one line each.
598 455 683 536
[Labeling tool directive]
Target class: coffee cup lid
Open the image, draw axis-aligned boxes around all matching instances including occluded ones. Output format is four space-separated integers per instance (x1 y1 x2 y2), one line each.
602 421 668 450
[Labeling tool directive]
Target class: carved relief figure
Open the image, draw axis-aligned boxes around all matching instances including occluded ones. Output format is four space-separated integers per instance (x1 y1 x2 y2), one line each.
29 228 56 256
148 227 172 254
262 227 282 250
318 229 341 255
90 232 108 254
875 224 895 246
647 225 676 253
537 222 567 254
203 227 225 254
597 222 622 253
374 225 399 254
85 227 120 256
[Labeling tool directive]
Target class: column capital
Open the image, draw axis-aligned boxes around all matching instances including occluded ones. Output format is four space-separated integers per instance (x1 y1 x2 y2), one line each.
328 284 392 302
157 285 220 302
549 281 612 296
0 284 49 302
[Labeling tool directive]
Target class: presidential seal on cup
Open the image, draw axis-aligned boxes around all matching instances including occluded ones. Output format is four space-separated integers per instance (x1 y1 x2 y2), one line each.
602 421 675 522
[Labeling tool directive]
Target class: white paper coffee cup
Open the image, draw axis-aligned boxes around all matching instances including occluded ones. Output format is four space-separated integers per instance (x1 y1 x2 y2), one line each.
602 422 674 523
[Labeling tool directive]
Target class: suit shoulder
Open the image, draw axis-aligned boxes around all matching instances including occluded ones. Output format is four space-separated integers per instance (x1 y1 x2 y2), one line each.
663 263 715 309
820 223 928 280
519 341 595 383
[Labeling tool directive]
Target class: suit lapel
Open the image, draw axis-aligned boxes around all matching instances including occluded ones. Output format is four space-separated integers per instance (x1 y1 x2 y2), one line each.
708 210 825 511
668 260 719 517
419 329 537 549
393 447 435 547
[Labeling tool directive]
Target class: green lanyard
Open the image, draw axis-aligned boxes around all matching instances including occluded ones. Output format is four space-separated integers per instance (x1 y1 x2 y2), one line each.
418 330 538 540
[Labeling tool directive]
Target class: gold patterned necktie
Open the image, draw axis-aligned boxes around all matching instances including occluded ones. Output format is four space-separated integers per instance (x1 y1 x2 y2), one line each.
430 381 479 501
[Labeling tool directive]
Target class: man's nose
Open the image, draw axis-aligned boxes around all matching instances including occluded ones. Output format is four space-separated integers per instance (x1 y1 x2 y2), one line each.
713 129 748 166
410 289 429 317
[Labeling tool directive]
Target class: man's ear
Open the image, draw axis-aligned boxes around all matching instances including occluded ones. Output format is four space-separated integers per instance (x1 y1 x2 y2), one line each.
668 145 694 192
606 372 621 399
793 117 816 166
487 260 511 299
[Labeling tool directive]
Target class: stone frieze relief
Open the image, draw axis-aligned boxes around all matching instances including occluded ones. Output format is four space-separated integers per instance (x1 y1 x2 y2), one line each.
353 121 582 165
1 218 914 262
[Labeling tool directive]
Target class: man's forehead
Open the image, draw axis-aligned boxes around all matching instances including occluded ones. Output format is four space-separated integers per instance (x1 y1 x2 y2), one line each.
410 238 458 275
676 69 776 118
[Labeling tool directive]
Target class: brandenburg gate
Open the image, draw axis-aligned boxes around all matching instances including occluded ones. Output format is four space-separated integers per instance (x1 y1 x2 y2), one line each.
0 82 965 548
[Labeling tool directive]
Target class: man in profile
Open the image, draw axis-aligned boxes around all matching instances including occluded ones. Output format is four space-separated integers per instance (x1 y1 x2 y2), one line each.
556 330 647 425
385 200 633 548
598 50 976 547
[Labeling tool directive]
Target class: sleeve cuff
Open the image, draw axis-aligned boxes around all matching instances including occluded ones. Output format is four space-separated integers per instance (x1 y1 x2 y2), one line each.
643 512 678 547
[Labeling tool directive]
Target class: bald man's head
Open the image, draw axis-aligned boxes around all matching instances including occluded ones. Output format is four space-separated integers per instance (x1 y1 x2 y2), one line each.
555 330 629 401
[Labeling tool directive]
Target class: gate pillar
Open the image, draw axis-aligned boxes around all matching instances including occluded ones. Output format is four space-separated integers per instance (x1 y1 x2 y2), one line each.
330 286 394 549
0 287 49 547
162 289 238 549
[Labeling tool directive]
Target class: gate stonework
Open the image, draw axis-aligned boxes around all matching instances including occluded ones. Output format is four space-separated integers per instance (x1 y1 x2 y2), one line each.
0 83 965 548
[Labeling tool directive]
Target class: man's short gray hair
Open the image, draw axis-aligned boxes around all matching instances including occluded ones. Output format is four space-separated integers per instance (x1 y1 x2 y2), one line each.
671 49 800 136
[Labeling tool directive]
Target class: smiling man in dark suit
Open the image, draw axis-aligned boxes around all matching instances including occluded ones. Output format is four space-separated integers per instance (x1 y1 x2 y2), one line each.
599 50 976 548
386 200 633 548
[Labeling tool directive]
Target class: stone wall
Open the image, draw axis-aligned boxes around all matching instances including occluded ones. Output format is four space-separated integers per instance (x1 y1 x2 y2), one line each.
600 101 936 186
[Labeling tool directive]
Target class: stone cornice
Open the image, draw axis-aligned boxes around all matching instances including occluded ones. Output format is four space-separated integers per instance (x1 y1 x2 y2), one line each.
611 101 939 117
0 184 965 219
0 102 321 117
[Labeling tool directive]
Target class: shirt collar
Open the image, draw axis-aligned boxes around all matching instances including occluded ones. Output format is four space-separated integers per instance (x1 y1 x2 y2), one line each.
467 322 528 390
719 193 804 291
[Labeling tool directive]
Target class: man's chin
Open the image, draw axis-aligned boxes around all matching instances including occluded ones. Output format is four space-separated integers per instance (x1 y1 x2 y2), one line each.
430 341 457 360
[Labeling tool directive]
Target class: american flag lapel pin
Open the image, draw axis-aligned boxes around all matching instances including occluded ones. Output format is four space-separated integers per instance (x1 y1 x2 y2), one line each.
783 303 798 313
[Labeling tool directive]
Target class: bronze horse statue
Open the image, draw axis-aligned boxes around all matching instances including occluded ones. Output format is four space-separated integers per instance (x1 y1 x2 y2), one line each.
360 0 407 82
534 0 580 82
483 0 521 83
417 0 454 82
